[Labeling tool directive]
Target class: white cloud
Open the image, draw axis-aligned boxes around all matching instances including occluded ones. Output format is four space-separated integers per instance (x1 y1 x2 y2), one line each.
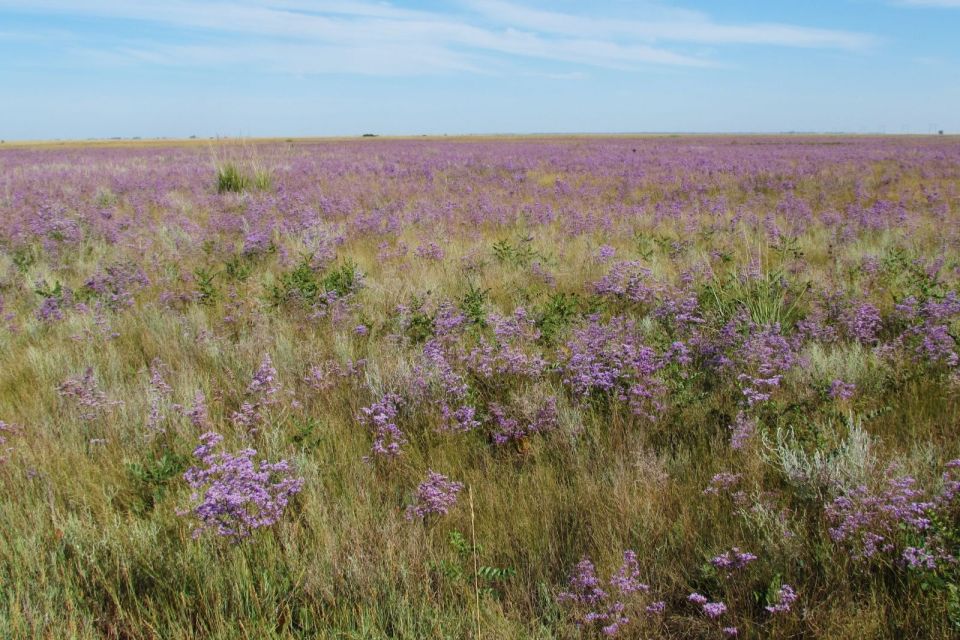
467 1 876 50
0 0 877 75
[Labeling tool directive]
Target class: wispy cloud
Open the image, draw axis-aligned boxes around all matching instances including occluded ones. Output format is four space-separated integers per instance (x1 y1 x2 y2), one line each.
0 0 877 75
467 1 876 50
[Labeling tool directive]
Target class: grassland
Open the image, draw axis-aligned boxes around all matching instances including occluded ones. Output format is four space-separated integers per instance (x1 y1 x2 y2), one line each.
1 136 959 639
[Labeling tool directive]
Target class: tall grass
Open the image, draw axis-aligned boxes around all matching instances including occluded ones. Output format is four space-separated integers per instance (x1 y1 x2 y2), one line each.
0 137 959 639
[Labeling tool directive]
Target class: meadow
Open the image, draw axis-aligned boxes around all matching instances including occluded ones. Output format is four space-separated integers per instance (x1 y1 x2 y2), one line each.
0 135 959 639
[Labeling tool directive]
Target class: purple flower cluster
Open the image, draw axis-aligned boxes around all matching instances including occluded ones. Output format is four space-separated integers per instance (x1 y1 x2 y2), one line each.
562 316 665 419
414 241 445 261
488 396 558 445
558 551 655 637
728 412 756 450
230 354 279 434
359 393 407 460
825 466 958 565
703 472 742 496
58 367 121 420
419 339 479 433
36 287 72 322
688 592 727 618
466 308 546 380
892 294 960 369
829 379 856 400
711 547 758 574
843 302 882 344
765 584 798 614
593 261 657 306
179 390 212 430
735 324 799 406
594 244 616 262
404 470 464 520
304 358 366 392
84 262 149 310
181 432 304 539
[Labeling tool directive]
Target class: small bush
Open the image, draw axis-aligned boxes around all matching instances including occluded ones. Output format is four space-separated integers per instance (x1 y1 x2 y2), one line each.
216 163 250 193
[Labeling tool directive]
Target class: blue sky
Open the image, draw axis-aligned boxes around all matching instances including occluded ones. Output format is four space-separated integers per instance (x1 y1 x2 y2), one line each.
1 0 958 139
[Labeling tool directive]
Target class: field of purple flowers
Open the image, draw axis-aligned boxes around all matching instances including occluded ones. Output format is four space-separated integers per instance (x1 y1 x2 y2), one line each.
1 136 959 638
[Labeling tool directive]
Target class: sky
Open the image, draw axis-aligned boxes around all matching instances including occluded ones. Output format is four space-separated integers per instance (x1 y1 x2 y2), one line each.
1 0 958 139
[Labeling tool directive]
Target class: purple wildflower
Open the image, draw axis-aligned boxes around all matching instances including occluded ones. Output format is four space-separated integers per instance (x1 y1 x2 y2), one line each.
58 367 121 420
359 393 407 460
414 242 445 261
826 472 936 561
711 547 758 574
729 412 756 450
703 472 742 496
181 431 304 540
231 354 280 434
702 601 727 618
645 601 666 614
595 244 616 262
405 470 464 520
182 390 212 430
559 551 656 636
829 379 856 400
765 584 798 614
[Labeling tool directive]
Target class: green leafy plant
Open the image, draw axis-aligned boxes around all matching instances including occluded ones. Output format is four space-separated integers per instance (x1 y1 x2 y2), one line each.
535 291 580 344
194 267 219 305
459 282 490 327
224 254 254 282
492 236 541 268
269 258 360 307
436 530 516 600
126 452 189 514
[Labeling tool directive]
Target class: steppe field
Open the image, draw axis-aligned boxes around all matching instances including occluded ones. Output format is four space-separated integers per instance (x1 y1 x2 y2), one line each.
2 135 960 639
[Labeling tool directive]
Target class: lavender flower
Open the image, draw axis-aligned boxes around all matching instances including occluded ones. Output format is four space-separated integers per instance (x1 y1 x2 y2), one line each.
711 547 758 574
58 367 121 420
182 390 211 430
703 472 742 496
826 471 936 561
562 316 665 419
489 397 558 445
359 393 407 460
645 601 665 614
405 470 464 520
829 379 856 400
414 242 445 261
728 412 756 450
230 354 280 434
765 584 797 614
735 324 799 407
559 551 654 637
181 431 304 540
843 302 882 344
595 244 616 262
